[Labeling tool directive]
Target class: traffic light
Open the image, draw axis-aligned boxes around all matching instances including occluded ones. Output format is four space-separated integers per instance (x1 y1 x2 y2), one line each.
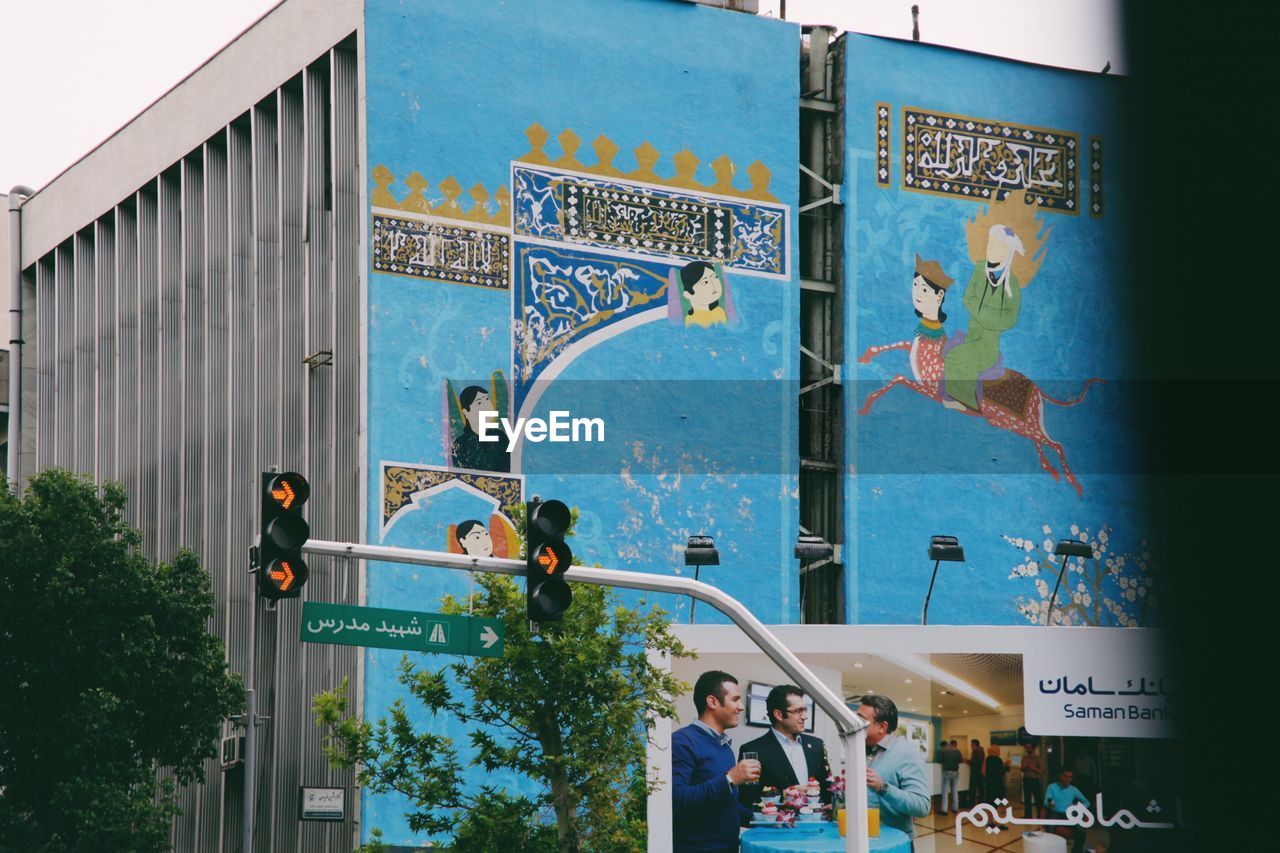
526 498 573 624
259 471 310 600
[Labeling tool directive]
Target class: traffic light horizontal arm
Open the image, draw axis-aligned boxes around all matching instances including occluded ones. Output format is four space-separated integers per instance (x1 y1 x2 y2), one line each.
299 538 867 739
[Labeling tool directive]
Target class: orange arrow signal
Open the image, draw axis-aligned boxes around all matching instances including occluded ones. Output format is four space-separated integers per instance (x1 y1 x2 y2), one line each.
269 560 296 590
271 480 296 510
537 546 558 575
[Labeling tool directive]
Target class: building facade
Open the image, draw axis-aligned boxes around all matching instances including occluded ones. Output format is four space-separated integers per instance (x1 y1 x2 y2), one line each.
11 0 1149 849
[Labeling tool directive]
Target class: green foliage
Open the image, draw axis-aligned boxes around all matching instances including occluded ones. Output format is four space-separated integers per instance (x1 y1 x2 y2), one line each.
315 504 691 852
0 470 244 851
452 789 557 851
313 665 465 838
359 826 393 851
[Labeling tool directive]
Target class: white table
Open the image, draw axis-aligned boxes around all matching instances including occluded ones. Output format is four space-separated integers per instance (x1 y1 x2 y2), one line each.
1020 831 1068 852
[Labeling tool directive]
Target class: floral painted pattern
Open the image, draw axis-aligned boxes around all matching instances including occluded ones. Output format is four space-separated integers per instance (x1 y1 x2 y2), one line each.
1006 523 1158 627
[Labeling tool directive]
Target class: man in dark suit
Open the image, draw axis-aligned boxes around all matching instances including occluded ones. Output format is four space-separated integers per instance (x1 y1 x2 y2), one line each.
968 739 986 806
737 684 830 808
671 670 760 852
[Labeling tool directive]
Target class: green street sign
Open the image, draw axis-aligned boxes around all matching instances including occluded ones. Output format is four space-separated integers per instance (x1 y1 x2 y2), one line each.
300 602 504 658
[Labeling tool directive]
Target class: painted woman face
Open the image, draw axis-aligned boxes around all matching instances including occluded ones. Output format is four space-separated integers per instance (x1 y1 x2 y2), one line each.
687 267 724 310
459 525 493 557
912 275 943 320
463 391 493 434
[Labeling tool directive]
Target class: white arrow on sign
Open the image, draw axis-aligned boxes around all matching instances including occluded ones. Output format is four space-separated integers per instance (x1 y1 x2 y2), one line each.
479 625 500 649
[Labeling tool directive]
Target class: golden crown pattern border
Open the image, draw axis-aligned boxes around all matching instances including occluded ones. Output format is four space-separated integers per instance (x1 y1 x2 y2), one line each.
371 123 779 227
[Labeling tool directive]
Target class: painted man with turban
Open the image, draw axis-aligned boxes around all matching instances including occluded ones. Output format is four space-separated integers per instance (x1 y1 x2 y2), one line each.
943 224 1024 411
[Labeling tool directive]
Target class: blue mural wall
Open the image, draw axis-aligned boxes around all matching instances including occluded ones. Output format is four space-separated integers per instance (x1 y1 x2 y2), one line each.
844 35 1150 628
365 0 798 842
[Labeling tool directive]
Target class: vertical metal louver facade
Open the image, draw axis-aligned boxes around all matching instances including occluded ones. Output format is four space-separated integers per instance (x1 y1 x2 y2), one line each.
19 35 363 852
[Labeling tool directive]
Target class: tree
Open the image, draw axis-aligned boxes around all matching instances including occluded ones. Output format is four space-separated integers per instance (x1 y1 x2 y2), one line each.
0 470 244 851
1005 522 1159 627
314 506 690 852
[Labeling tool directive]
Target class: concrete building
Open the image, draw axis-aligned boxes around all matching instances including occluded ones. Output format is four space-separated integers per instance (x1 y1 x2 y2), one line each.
11 2 363 848
3 190 10 471
9 0 1148 849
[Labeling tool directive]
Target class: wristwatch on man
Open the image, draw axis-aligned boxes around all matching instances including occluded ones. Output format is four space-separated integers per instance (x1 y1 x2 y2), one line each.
878 780 890 794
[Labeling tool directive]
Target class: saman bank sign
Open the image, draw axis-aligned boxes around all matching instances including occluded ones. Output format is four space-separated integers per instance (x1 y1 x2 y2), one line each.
1023 630 1174 739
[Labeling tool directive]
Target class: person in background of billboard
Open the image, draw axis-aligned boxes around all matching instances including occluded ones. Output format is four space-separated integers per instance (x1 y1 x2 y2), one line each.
671 670 759 852
1021 742 1044 819
1044 768 1089 853
968 739 986 807
1071 748 1098 801
857 694 930 839
985 744 1010 829
938 739 963 815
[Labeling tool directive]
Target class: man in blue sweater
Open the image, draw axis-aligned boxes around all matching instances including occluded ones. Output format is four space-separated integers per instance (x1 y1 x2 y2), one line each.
671 671 760 852
857 694 931 842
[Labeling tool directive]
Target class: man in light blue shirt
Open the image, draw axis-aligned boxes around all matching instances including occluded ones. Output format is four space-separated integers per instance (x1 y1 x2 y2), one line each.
857 694 931 841
1044 769 1088 853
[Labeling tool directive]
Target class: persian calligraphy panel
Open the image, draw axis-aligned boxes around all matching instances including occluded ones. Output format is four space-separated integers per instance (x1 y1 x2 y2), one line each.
372 212 511 289
902 107 1079 213
511 164 788 278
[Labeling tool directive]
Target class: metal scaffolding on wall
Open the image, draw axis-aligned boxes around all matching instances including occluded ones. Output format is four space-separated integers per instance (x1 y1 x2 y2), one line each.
798 27 846 624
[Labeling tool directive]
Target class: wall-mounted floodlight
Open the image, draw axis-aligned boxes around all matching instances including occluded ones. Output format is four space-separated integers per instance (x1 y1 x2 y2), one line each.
684 535 719 623
794 534 834 561
684 535 720 567
928 535 964 562
1046 539 1094 626
922 535 965 625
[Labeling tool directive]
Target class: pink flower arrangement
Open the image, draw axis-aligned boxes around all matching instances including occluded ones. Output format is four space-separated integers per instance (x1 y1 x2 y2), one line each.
770 784 830 823
755 780 840 827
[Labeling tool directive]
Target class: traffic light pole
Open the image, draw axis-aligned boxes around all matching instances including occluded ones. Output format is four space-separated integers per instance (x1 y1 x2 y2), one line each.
302 538 871 853
244 469 305 852
242 685 257 853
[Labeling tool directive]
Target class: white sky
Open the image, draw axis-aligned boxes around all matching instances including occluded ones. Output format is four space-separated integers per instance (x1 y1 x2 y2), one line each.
0 0 1124 194
760 0 1124 74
